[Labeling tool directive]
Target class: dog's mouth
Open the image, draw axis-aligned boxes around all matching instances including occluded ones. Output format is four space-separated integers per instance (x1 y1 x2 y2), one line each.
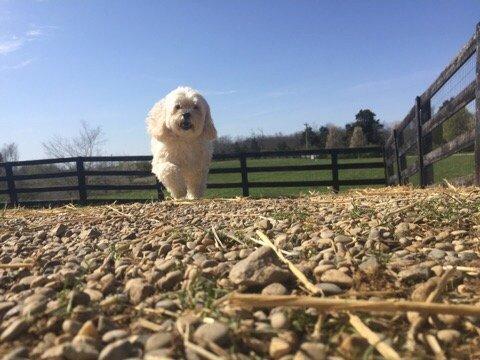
179 121 193 131
180 123 193 131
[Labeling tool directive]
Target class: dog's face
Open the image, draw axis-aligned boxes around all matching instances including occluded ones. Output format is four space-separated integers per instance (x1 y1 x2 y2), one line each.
147 87 217 141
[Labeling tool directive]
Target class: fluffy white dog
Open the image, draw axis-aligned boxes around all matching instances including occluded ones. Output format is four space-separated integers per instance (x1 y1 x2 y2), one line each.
147 87 217 199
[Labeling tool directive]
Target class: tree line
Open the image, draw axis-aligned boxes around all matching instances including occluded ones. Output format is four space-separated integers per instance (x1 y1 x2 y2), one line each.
214 109 390 155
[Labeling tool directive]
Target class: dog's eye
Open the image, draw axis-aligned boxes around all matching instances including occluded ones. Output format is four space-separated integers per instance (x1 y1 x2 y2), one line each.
193 105 199 110
174 104 180 110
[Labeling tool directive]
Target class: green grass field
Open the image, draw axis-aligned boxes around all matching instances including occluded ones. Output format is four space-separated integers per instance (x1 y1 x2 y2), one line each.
1 153 475 203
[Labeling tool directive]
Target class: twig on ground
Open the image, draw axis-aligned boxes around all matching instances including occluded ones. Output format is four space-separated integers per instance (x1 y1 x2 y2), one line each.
406 268 455 351
228 293 480 316
349 313 401 360
256 230 321 295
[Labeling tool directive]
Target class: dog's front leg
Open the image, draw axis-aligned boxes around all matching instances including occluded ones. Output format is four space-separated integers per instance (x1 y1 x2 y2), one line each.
152 162 187 199
185 169 208 200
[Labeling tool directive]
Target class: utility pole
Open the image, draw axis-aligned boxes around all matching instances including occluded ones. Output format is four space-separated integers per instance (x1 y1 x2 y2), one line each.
304 123 310 150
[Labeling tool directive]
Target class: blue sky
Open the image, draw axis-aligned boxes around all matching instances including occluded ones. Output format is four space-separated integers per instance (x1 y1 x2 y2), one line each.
1 0 479 160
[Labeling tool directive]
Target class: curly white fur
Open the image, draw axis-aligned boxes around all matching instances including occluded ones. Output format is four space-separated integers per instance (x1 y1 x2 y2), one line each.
146 87 217 199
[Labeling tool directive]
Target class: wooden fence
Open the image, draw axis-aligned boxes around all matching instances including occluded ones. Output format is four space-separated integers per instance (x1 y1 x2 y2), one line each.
0 147 385 207
385 23 480 187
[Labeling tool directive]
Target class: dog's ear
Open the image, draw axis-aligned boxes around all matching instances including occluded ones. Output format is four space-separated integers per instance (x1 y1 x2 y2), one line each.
203 105 217 141
147 99 171 140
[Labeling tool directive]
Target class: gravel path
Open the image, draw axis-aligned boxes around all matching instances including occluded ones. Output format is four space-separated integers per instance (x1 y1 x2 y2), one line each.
0 187 479 359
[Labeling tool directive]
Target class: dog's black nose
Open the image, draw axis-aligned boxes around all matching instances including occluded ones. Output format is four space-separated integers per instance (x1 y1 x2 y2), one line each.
182 112 191 120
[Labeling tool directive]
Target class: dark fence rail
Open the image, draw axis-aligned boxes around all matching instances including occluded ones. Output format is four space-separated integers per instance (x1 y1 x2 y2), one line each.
385 23 479 187
0 147 385 207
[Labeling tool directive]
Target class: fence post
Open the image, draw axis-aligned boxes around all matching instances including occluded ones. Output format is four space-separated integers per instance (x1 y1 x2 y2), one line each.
76 158 87 205
156 179 165 201
415 96 426 188
421 99 434 185
239 153 249 197
5 163 18 207
382 147 388 185
331 151 339 193
475 22 480 185
393 129 402 185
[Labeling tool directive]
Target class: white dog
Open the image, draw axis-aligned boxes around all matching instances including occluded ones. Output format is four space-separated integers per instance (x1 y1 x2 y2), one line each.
147 87 217 199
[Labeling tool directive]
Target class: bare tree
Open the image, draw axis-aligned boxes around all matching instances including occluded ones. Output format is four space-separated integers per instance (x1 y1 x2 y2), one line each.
349 126 366 148
1 142 19 162
325 126 345 149
42 121 106 158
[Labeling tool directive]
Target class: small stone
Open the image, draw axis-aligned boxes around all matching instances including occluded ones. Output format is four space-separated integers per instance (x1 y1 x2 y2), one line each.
144 349 173 360
274 234 288 248
437 314 460 326
411 277 438 301
145 332 172 351
22 300 47 316
51 223 68 237
0 301 16 318
458 251 478 262
334 235 351 243
80 228 101 239
193 322 229 346
83 288 103 302
98 339 136 360
294 342 327 360
398 267 431 284
125 278 154 305
269 337 292 359
270 312 289 329
320 230 334 239
437 329 461 344
394 223 410 237
66 341 99 360
63 319 82 335
41 344 68 359
256 219 272 230
358 257 380 276
102 329 129 343
69 290 91 308
155 299 178 311
320 269 353 288
3 346 29 360
157 270 183 291
313 265 335 280
1 318 29 341
262 283 288 296
316 283 344 295
428 249 446 260
229 246 291 287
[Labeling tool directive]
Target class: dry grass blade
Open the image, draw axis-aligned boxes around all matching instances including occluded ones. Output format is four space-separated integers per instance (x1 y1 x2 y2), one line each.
0 263 34 269
406 268 455 351
256 230 320 295
443 265 480 274
426 268 455 303
424 334 446 360
211 226 226 250
228 294 480 316
136 306 178 318
106 205 134 218
137 318 164 332
349 314 401 360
